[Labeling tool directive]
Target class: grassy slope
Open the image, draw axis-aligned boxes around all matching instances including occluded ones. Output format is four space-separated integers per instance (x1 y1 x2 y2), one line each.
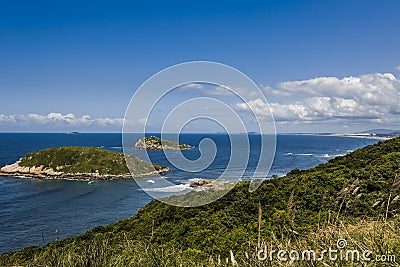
2 137 400 266
19 146 163 175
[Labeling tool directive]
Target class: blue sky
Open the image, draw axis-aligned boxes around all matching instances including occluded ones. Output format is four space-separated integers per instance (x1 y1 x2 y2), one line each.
0 0 399 132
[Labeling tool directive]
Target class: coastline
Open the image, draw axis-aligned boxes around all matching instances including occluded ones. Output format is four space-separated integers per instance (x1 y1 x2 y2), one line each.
0 133 383 255
0 160 171 181
279 133 394 140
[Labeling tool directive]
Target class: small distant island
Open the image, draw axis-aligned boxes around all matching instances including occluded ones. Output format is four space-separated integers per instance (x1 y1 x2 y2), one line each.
0 146 170 180
133 136 192 150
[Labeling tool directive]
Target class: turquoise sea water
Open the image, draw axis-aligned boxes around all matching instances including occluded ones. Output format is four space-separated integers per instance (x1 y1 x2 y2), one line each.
0 133 380 254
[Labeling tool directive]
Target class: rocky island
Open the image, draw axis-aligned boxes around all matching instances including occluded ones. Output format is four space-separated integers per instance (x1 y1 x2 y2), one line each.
133 136 192 150
0 146 170 180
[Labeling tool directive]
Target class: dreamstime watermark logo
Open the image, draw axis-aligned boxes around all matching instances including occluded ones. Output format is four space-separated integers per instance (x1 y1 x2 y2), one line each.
122 61 276 207
257 239 396 263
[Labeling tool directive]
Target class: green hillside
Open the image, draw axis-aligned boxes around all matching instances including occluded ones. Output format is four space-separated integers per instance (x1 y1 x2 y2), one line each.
1 137 400 266
19 146 165 176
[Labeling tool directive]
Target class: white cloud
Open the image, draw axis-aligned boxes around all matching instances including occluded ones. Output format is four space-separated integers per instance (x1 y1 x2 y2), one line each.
278 73 400 107
396 65 400 71
181 83 204 89
261 84 291 97
137 117 152 126
0 114 16 123
235 98 270 115
95 117 124 126
270 102 315 121
234 73 400 125
178 83 262 98
235 99 315 121
0 112 123 130
3 73 399 133
202 85 232 95
47 112 75 121
176 83 232 96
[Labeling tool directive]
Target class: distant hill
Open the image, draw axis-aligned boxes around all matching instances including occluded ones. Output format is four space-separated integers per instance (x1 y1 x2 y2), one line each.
357 128 400 135
1 137 400 266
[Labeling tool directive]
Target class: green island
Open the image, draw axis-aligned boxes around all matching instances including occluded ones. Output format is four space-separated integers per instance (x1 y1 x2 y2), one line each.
0 146 170 180
1 137 400 266
134 136 192 150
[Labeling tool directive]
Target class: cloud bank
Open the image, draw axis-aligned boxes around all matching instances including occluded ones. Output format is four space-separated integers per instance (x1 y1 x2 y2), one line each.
240 73 400 126
1 73 399 132
0 113 123 132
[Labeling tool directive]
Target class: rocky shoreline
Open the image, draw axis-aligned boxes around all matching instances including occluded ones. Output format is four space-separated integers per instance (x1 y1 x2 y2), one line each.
189 179 216 188
133 136 192 150
0 160 170 181
189 179 231 191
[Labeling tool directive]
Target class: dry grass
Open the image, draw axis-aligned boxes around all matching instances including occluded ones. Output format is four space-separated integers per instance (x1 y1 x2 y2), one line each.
2 216 399 267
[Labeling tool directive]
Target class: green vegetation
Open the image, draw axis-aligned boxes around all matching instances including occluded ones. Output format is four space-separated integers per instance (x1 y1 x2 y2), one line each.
2 137 400 266
134 136 192 150
19 146 165 176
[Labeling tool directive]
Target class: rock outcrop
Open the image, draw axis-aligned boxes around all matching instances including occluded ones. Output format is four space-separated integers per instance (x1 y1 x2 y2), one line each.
188 179 231 191
134 136 192 150
189 179 216 188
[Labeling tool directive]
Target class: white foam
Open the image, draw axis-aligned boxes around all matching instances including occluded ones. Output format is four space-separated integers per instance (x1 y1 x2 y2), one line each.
315 153 332 158
145 184 191 193
286 152 313 156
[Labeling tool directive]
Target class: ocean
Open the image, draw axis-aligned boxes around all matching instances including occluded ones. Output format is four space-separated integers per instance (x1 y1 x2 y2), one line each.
0 133 380 254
